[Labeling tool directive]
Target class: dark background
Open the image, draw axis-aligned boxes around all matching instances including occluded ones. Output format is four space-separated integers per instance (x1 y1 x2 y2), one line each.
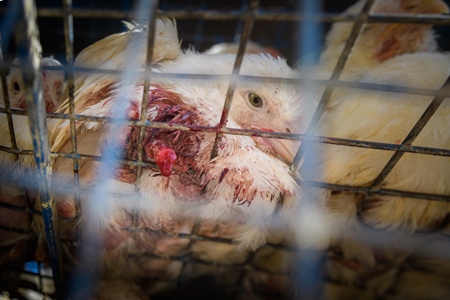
0 0 449 67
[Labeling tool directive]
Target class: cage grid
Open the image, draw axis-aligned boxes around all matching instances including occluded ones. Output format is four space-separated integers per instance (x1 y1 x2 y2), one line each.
0 0 450 299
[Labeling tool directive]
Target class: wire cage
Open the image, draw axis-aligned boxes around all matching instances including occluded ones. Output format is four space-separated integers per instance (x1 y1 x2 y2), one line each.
1 0 450 299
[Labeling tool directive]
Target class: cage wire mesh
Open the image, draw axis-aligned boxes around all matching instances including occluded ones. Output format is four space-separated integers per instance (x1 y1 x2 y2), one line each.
0 0 450 299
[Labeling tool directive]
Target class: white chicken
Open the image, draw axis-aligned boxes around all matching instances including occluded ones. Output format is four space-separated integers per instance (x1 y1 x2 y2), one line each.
305 52 450 297
1 57 65 112
293 0 450 297
316 0 449 80
47 16 302 297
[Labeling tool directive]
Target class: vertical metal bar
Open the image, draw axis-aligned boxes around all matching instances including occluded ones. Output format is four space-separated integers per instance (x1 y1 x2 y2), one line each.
134 0 158 264
295 0 324 298
0 36 18 157
291 0 376 172
62 0 81 216
136 0 159 179
210 0 260 159
234 0 249 37
14 0 62 296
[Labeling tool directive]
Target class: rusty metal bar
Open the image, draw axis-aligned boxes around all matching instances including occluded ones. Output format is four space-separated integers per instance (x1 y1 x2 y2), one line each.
0 201 42 216
291 0 376 172
2 126 450 158
4 7 444 24
14 0 62 294
51 181 450 208
41 69 450 98
300 180 450 202
0 145 35 155
305 136 450 157
62 0 82 220
136 1 159 178
210 0 261 159
0 224 33 235
0 38 19 161
2 156 449 206
3 62 450 99
133 0 159 273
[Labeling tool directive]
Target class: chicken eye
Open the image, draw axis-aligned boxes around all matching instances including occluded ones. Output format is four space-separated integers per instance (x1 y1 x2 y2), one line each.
12 81 20 92
248 93 263 108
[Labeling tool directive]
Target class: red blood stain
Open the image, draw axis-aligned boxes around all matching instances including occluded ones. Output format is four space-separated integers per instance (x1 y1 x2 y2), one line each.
333 257 361 270
127 102 140 120
53 80 62 89
219 168 229 183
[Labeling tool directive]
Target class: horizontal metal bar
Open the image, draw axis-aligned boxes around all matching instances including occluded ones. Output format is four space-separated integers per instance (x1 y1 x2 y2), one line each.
0 108 30 115
368 12 450 25
0 223 34 235
310 136 450 157
145 277 246 293
122 226 296 251
0 201 42 216
3 63 450 99
129 251 292 272
0 145 34 155
0 7 443 24
2 129 450 159
3 162 447 209
301 180 450 202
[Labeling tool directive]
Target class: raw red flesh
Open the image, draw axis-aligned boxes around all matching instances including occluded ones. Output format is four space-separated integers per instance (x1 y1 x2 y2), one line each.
145 140 177 177
156 148 177 177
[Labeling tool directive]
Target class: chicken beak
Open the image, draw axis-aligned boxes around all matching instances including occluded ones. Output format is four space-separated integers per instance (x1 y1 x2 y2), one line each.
251 126 300 163
264 137 299 163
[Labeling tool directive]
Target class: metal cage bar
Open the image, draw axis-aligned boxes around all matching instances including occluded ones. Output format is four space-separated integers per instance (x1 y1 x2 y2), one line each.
0 39 19 159
0 7 443 24
13 0 62 296
210 0 261 159
61 0 82 222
